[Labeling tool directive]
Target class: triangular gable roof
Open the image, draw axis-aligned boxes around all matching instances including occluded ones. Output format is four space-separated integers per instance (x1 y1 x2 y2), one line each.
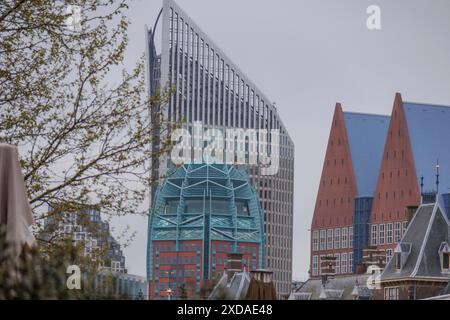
381 203 450 281
403 102 450 208
344 112 390 197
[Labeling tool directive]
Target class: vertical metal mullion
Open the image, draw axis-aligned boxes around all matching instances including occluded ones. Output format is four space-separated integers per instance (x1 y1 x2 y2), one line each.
237 77 241 128
211 52 216 126
196 33 200 122
227 67 231 129
201 41 206 124
205 45 210 126
180 21 185 121
186 25 191 123
172 13 178 123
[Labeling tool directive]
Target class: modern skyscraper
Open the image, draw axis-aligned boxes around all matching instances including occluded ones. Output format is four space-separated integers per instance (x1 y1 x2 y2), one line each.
147 0 295 297
43 207 127 273
147 163 265 299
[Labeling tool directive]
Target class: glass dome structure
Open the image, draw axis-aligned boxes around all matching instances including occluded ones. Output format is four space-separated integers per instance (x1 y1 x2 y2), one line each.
147 163 265 299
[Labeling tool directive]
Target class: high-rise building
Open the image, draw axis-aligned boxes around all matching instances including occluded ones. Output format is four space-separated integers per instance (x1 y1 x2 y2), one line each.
369 93 450 258
147 163 265 299
44 207 126 272
147 0 295 297
310 93 450 278
310 104 389 277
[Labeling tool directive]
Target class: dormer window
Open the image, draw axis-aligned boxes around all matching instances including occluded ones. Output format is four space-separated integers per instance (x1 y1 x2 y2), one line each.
443 253 450 270
438 242 450 272
395 253 402 271
393 243 411 272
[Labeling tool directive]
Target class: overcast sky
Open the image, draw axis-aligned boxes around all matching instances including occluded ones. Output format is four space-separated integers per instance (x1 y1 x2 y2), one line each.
113 0 450 280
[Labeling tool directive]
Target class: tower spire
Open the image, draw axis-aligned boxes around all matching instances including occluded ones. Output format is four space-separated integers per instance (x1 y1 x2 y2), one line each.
420 176 424 195
436 160 440 194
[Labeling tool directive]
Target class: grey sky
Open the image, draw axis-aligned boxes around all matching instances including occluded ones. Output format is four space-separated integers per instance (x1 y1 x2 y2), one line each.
115 0 450 280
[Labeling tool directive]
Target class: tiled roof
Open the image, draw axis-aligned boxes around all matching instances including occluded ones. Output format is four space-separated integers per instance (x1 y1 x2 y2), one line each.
344 112 390 197
296 274 372 300
381 203 450 280
403 102 450 210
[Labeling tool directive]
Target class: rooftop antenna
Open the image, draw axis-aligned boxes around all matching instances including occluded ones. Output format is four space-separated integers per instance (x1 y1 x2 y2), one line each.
436 160 440 194
420 176 424 204
420 176 424 195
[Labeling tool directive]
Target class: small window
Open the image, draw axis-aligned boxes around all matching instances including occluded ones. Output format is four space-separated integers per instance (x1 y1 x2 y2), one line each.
443 253 450 270
385 287 400 300
395 253 402 270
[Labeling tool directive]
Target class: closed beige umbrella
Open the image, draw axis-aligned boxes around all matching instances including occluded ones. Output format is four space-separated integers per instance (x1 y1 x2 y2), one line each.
0 143 35 251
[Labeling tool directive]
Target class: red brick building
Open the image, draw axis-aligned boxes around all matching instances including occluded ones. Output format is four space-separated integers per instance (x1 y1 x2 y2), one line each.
310 104 389 277
369 93 450 261
310 93 450 280
376 203 450 300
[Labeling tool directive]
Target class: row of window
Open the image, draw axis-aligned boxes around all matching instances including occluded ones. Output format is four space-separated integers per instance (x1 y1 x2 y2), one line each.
156 243 255 254
311 252 354 276
168 7 286 135
371 221 407 246
157 256 200 266
157 268 200 279
312 249 397 277
312 227 354 252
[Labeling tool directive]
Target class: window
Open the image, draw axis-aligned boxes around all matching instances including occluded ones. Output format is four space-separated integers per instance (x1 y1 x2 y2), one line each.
385 287 399 300
341 227 348 249
443 253 450 270
236 200 250 216
395 222 401 242
319 255 325 274
342 253 347 274
379 224 385 245
402 221 408 236
349 252 354 273
386 249 393 262
165 200 179 214
334 228 341 250
349 227 353 248
334 254 340 274
319 230 326 251
387 223 393 244
395 253 402 270
313 231 319 252
312 255 319 276
371 225 378 246
327 229 333 250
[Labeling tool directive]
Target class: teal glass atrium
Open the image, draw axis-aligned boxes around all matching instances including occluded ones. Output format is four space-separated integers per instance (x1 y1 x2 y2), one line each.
147 163 265 282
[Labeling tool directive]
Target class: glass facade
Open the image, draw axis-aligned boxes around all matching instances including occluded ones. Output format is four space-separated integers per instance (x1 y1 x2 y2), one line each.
147 0 294 297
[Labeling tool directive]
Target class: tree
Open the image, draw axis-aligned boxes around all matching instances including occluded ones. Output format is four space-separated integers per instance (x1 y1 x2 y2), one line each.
0 0 176 298
0 0 173 237
0 224 121 299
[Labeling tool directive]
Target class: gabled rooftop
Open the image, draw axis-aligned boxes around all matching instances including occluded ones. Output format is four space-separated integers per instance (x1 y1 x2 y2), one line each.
295 274 373 300
381 203 450 281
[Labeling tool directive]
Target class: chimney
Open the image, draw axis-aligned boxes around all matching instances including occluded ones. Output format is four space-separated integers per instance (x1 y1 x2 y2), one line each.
407 205 419 222
226 253 243 282
251 270 273 283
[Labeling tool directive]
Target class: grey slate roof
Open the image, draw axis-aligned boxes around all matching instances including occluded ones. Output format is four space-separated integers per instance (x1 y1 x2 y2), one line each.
209 272 251 300
293 274 372 300
381 203 450 281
